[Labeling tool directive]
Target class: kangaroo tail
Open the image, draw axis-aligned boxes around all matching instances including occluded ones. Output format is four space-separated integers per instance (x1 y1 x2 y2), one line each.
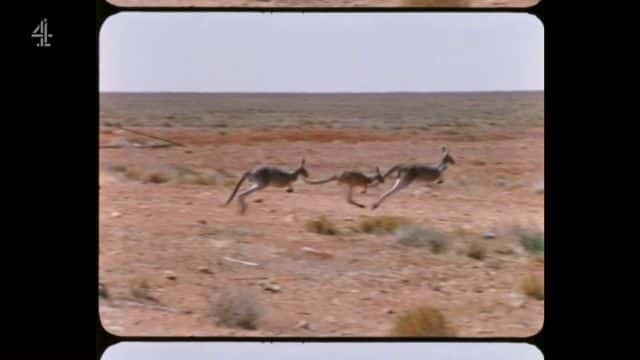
225 172 250 205
303 175 338 185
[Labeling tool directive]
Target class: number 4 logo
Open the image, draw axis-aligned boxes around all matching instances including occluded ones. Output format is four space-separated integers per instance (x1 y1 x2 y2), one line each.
32 18 52 47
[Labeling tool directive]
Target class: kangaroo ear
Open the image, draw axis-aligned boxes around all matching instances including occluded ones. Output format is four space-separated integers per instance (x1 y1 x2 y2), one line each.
441 145 448 153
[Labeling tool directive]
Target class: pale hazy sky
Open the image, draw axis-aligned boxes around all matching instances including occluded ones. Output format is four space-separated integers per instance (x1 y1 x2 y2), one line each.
102 342 543 360
100 13 543 92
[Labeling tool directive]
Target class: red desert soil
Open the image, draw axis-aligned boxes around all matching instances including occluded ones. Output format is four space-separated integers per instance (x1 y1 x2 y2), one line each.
99 125 543 337
108 0 538 7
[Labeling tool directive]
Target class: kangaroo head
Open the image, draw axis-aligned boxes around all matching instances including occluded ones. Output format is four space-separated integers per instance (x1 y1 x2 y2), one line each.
296 158 309 178
374 166 385 183
441 146 456 165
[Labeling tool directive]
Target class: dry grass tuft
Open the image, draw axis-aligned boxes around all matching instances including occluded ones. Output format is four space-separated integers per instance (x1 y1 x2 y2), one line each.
390 306 456 337
357 216 410 235
144 171 171 184
110 164 128 173
519 274 544 300
467 241 487 260
212 287 263 330
129 277 155 301
305 216 340 235
395 225 449 254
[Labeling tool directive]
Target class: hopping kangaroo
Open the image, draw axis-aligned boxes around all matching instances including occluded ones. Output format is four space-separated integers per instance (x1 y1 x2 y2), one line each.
224 159 309 214
304 167 385 208
372 146 456 210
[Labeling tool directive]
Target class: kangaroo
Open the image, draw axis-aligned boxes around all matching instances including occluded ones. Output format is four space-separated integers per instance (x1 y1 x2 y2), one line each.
224 159 309 214
372 146 456 210
303 167 384 208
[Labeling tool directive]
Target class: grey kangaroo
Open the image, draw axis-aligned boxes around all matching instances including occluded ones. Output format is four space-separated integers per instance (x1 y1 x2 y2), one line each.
224 159 309 214
372 146 456 210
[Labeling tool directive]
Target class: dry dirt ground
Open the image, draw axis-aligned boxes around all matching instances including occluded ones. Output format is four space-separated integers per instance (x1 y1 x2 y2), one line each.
99 125 543 337
108 0 538 8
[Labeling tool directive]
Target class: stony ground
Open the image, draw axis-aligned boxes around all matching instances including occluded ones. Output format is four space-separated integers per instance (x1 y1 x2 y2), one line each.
99 124 543 337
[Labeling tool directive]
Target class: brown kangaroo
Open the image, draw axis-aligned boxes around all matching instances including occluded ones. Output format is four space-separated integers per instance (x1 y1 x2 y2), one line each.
303 167 384 208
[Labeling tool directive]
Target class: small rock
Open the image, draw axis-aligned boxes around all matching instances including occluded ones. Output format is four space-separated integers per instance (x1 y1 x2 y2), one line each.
111 211 121 218
164 270 177 281
98 283 110 299
259 281 281 293
507 293 527 308
301 247 333 259
197 219 207 225
384 308 395 314
295 320 311 330
186 201 193 205
265 284 281 293
486 259 502 270
495 245 515 255
185 150 193 154
198 266 212 274
483 232 496 239
343 217 354 222
253 198 264 203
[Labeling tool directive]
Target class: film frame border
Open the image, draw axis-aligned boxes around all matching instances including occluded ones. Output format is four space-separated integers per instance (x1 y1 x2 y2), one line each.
95 1 546 359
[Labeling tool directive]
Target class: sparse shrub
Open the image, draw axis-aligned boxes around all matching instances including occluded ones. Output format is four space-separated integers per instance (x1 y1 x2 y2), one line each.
514 227 544 254
193 174 221 186
179 173 220 186
519 274 544 300
305 216 340 235
129 278 155 301
467 241 487 260
125 166 145 181
390 306 456 337
357 216 410 234
520 233 544 254
213 288 262 330
395 225 449 254
144 171 171 184
110 164 127 173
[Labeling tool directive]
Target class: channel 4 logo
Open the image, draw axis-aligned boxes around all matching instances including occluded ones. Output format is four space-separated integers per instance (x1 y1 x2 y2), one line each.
32 18 53 47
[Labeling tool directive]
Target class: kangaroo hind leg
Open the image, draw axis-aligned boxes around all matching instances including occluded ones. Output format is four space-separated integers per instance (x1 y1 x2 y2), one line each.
371 175 412 210
347 186 365 208
237 183 267 214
